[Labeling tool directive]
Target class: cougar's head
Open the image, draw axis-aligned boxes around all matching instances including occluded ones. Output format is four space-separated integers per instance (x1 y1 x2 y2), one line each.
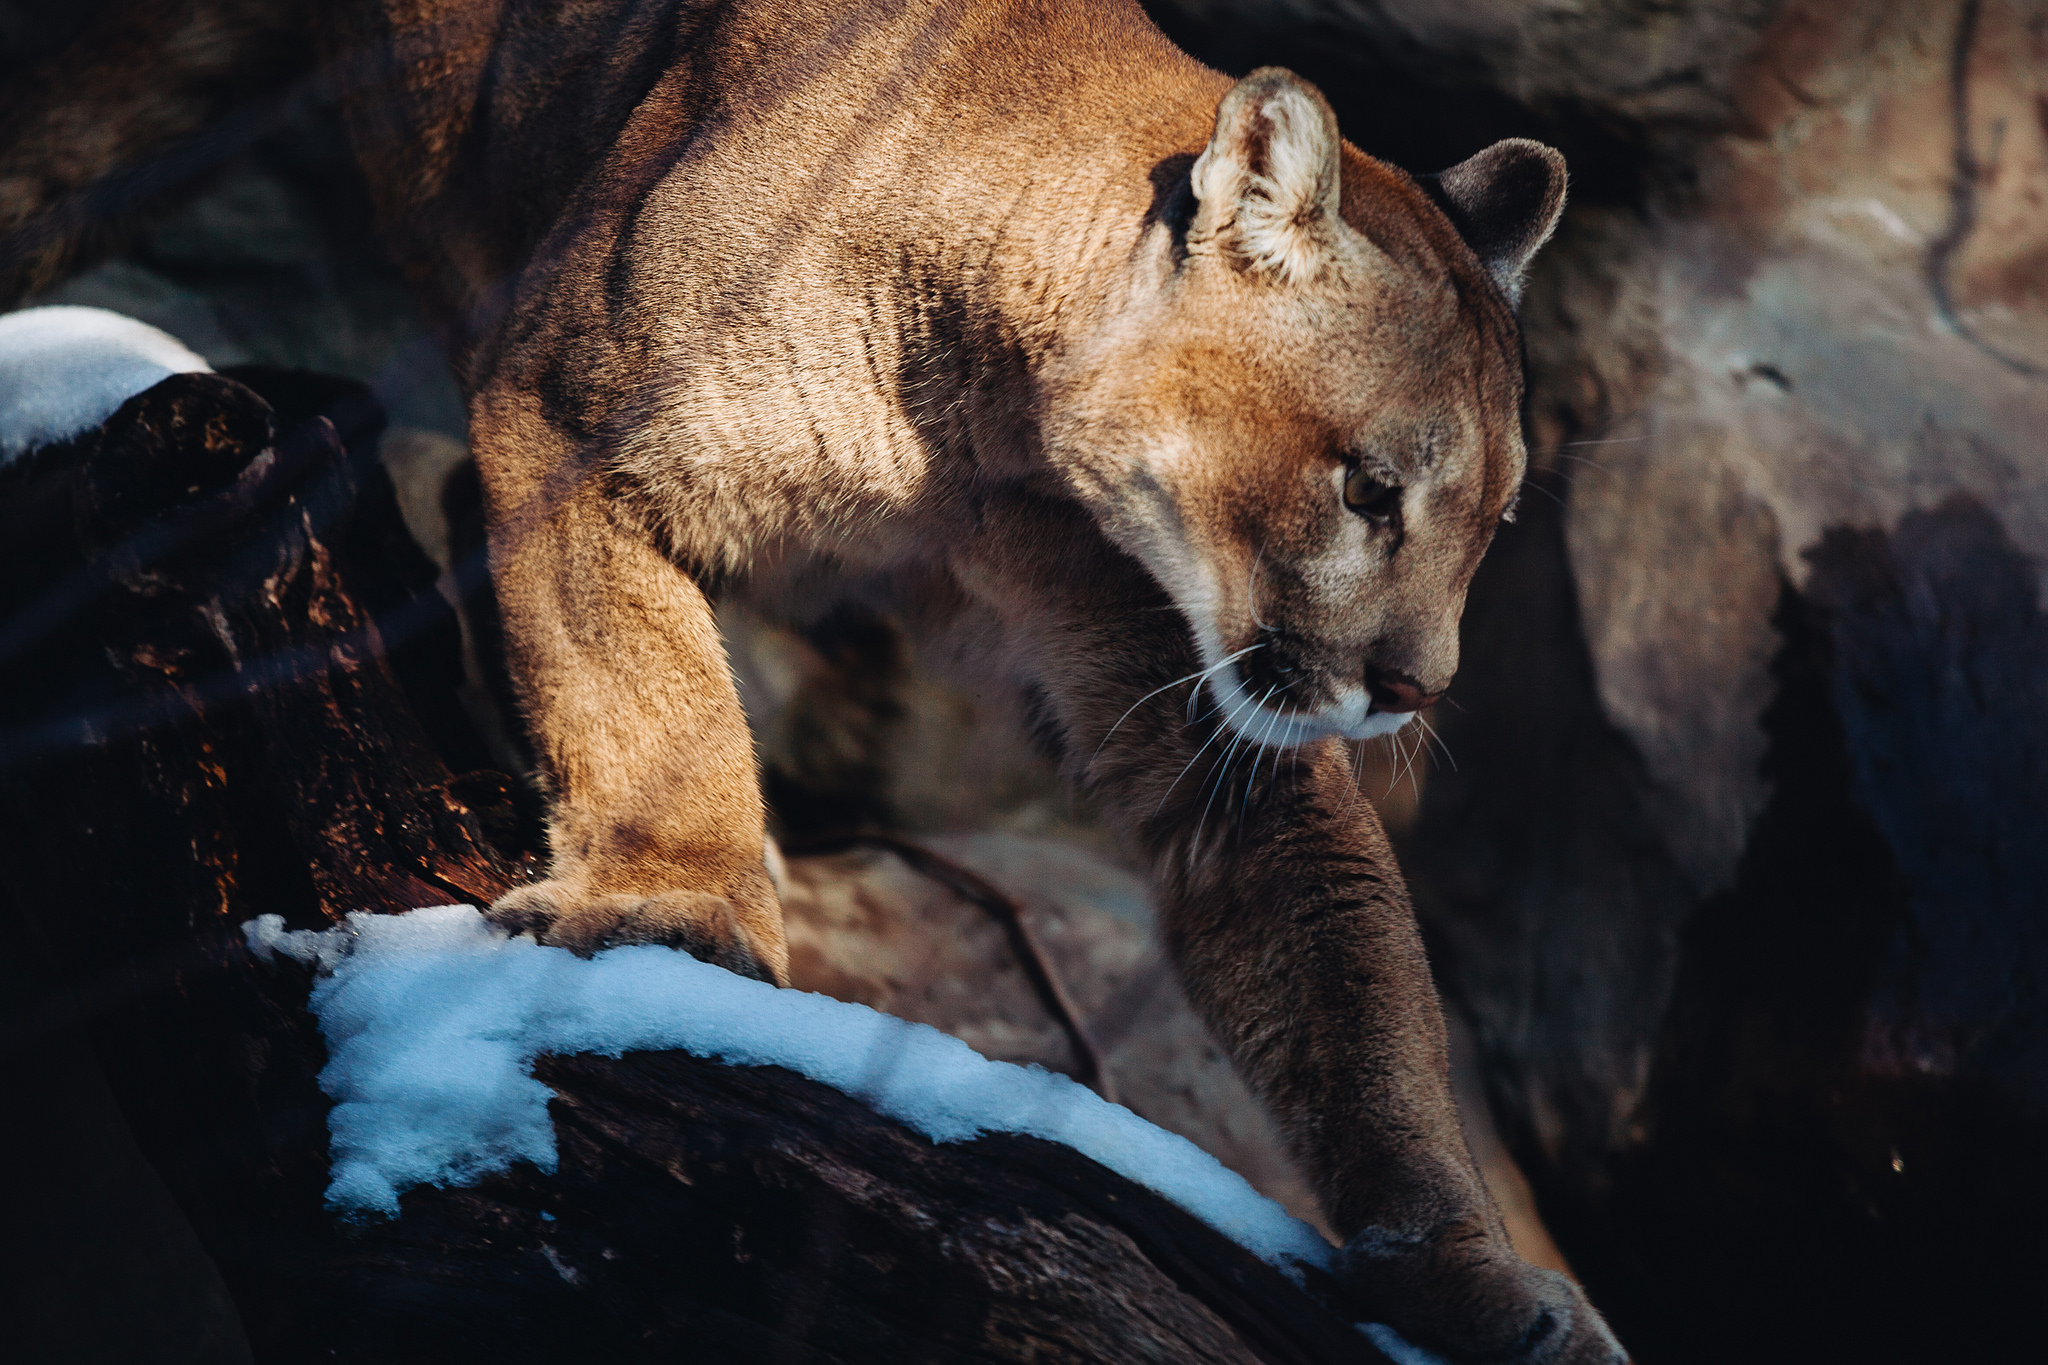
1049 68 1566 746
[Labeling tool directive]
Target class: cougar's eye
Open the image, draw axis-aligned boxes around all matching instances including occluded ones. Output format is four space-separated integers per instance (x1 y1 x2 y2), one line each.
1344 467 1402 525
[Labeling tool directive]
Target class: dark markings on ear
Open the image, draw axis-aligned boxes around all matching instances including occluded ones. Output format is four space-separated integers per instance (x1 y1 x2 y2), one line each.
1422 139 1568 307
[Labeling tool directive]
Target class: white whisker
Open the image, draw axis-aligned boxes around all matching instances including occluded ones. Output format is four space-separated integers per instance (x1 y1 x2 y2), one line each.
1156 678 1264 818
1095 642 1265 764
1388 724 1425 800
1243 684 1293 812
1416 712 1457 774
1195 732 1247 853
1199 684 1276 842
1339 736 1369 819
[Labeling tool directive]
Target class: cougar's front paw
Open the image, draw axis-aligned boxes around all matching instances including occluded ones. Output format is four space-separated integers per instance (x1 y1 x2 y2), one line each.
489 878 777 983
1342 1223 1627 1364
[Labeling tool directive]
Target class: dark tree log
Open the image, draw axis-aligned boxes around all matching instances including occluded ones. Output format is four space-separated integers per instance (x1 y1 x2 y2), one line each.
0 372 1384 1363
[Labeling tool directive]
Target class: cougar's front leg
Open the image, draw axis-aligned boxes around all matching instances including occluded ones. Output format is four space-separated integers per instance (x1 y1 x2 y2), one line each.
1110 719 1617 1361
960 508 1620 1363
470 404 785 983
1140 746 1623 1361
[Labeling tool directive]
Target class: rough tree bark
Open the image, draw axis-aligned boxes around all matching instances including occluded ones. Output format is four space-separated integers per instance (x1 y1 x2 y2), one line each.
0 371 1384 1364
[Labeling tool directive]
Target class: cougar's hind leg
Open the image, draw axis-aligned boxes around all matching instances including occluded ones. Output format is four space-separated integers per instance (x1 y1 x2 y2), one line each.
472 399 785 983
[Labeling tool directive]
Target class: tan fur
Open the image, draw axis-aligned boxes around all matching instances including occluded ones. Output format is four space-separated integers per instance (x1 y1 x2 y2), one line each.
3 1 1619 1358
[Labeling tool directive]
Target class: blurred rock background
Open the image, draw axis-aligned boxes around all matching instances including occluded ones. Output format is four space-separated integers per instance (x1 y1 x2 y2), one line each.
6 1 2047 1362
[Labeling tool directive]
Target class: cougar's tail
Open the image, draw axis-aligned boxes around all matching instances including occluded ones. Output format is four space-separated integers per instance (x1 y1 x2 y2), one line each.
0 0 317 307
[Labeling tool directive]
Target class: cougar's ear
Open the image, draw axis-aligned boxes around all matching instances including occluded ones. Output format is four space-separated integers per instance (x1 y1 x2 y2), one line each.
1189 68 1344 284
1424 138 1568 307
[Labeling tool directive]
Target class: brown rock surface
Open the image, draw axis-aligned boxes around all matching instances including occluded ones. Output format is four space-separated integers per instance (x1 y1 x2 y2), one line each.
1543 0 2048 895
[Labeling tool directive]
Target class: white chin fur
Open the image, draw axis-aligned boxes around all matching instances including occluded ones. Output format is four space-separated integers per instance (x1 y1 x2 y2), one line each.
1177 600 1416 751
1201 658 1415 749
1345 706 1418 741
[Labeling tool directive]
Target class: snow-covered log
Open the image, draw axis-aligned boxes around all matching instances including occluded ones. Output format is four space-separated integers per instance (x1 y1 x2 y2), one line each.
0 370 1387 1363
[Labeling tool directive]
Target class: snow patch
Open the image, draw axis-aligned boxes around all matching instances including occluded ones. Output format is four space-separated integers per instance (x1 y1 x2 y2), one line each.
0 306 211 462
244 904 1338 1278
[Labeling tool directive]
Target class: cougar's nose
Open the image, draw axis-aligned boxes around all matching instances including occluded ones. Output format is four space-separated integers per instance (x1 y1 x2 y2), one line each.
1365 667 1444 715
